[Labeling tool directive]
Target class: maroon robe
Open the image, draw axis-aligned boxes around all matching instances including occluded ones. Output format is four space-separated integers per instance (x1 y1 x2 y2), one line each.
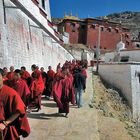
6 72 14 81
52 79 63 109
6 72 15 87
21 71 31 87
0 85 30 140
13 78 31 106
46 70 55 97
67 74 75 105
53 76 74 114
30 70 44 110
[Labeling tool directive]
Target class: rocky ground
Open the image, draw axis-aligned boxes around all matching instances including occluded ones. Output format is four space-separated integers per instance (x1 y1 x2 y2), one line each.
90 74 140 140
26 68 140 140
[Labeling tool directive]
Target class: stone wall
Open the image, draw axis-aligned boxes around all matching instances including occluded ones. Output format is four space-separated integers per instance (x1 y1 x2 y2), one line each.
0 0 73 72
99 63 140 119
105 49 140 62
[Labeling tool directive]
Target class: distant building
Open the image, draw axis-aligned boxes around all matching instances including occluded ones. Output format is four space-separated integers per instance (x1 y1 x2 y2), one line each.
56 14 132 51
132 32 140 48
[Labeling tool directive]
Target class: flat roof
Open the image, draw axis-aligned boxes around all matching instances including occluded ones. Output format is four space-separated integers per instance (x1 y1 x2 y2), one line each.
100 62 140 65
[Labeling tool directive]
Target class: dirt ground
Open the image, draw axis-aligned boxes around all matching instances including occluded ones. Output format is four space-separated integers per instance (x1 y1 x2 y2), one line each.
92 74 140 140
27 69 99 140
26 69 140 140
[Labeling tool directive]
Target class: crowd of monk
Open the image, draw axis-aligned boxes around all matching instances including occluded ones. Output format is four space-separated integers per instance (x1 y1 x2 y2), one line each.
0 60 88 140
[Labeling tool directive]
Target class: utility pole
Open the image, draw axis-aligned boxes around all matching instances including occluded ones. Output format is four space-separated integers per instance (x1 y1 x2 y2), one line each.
96 25 101 73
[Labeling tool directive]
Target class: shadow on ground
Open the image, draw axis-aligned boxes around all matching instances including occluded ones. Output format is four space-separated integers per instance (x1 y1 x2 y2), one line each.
41 102 57 108
27 113 65 120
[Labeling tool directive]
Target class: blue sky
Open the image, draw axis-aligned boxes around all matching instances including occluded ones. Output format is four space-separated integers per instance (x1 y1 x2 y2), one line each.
50 0 140 18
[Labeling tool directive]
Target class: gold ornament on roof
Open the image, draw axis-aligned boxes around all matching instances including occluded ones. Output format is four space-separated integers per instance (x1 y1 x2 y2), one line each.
64 11 79 20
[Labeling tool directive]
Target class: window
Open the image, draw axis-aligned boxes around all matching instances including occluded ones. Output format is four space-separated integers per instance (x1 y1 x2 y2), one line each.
125 34 129 39
126 41 129 45
41 0 45 10
94 46 96 48
136 44 140 48
90 25 96 29
120 56 129 62
71 23 76 32
101 27 104 32
108 27 112 32
115 29 119 33
81 25 85 30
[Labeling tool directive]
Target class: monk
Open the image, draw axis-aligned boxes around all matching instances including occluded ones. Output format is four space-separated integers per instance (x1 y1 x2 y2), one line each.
66 68 75 105
46 66 55 99
2 67 9 85
53 68 62 82
21 66 31 87
3 67 8 76
7 66 14 80
53 68 74 118
40 67 49 96
13 69 31 106
30 64 44 111
0 68 30 140
47 66 55 79
56 63 61 71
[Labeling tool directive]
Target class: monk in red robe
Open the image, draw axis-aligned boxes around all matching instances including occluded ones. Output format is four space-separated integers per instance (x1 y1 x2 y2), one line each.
6 66 14 80
66 69 75 105
0 68 30 140
53 68 63 82
30 64 44 111
40 67 49 96
56 63 61 71
46 66 55 99
6 66 15 87
2 67 9 85
47 66 55 79
13 69 31 106
53 68 74 118
21 66 31 87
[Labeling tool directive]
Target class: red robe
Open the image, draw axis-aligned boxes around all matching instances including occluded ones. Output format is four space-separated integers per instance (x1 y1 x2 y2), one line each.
21 71 31 87
30 70 44 109
46 70 55 97
67 74 75 105
3 77 9 85
47 70 55 79
52 79 63 109
0 85 30 140
53 76 74 113
31 70 44 94
6 72 15 87
21 71 30 80
13 78 31 106
6 72 14 80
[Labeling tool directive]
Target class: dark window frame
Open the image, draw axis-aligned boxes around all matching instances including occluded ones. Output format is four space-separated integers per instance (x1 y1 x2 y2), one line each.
41 0 45 10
